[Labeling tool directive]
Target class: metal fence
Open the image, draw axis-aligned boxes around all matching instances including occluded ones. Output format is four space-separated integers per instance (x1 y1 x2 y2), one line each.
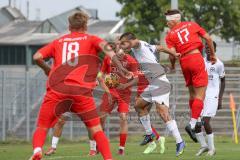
0 67 240 141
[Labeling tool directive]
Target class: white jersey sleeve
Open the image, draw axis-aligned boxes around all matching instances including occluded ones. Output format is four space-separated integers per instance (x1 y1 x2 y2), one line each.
217 60 225 78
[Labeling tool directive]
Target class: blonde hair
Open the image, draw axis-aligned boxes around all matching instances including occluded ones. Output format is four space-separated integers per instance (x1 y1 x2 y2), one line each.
68 11 89 30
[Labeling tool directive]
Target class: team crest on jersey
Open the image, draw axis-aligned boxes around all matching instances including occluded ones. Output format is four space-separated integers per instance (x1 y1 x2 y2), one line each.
210 67 215 72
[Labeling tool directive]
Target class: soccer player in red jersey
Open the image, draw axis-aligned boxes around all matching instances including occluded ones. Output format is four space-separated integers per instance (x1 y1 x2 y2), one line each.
164 9 217 142
30 11 130 160
88 40 139 156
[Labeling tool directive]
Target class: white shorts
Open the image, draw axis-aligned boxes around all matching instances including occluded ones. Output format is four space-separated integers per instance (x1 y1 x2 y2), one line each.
141 75 171 107
201 97 218 117
62 112 73 119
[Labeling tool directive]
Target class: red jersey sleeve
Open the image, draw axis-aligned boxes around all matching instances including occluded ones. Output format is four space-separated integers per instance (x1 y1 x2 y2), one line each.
192 22 207 37
91 35 104 52
127 55 139 76
165 34 175 49
38 41 55 59
100 57 110 74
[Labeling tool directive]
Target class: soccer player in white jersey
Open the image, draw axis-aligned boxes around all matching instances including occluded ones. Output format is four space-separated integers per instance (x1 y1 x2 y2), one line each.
195 41 225 156
119 32 185 156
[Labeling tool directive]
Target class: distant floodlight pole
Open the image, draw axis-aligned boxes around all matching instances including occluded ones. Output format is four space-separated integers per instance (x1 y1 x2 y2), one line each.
8 0 12 6
171 0 178 9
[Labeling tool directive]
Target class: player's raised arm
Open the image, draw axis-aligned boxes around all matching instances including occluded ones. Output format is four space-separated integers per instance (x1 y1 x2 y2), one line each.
97 72 113 105
99 41 132 78
218 62 226 110
156 45 180 58
202 33 216 64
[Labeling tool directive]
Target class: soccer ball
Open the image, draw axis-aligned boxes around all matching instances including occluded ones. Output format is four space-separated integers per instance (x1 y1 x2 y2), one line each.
104 73 120 88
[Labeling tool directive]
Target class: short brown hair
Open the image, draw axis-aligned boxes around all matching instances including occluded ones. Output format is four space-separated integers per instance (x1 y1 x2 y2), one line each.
165 9 181 16
68 11 89 30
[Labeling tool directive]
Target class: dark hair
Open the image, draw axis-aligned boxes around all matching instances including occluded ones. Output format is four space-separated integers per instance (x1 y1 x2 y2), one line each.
119 32 137 40
213 41 217 52
164 9 181 16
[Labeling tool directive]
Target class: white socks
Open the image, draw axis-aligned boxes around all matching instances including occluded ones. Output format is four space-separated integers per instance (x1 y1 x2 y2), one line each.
196 132 207 148
189 118 197 129
90 140 97 151
52 136 59 149
166 120 183 144
119 146 125 150
207 133 215 150
33 147 42 154
196 132 215 150
139 114 153 135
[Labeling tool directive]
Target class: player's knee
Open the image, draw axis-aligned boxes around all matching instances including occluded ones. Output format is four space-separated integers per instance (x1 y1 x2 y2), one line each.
119 113 128 122
134 105 142 113
158 111 170 122
88 124 103 135
36 126 49 132
58 118 66 126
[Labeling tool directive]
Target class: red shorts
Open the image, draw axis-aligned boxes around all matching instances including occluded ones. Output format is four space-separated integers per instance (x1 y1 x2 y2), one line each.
36 89 100 128
99 89 131 113
180 53 208 87
137 74 149 96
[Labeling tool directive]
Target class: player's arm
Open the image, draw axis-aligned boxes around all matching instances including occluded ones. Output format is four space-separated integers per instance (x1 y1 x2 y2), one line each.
195 22 216 64
165 35 178 70
33 52 51 76
33 41 55 76
97 72 113 105
117 76 139 90
218 63 226 110
218 77 225 110
99 41 132 78
97 72 111 94
117 57 139 90
156 45 180 58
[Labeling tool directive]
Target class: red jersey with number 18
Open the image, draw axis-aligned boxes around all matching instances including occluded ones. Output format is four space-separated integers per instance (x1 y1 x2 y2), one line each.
38 32 104 90
165 21 206 55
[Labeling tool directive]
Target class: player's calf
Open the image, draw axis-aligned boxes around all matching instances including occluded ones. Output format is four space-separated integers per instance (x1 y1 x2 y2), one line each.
119 113 128 155
203 117 215 155
89 124 113 160
195 121 208 156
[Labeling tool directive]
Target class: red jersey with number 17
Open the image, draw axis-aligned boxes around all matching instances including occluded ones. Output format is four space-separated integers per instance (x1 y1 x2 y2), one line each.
165 21 207 55
38 32 104 90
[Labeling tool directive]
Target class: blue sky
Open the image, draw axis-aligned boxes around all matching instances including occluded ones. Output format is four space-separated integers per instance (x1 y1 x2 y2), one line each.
0 0 122 20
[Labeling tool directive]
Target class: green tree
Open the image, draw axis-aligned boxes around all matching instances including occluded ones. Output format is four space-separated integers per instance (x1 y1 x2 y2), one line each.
116 0 240 42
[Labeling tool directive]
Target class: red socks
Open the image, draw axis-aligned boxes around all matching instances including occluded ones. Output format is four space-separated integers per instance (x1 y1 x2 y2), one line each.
151 126 160 140
32 128 47 150
191 98 204 119
93 131 112 160
189 99 194 109
119 133 127 148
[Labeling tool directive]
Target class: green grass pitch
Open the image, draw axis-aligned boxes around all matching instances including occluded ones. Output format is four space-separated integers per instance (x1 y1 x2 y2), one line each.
0 136 239 160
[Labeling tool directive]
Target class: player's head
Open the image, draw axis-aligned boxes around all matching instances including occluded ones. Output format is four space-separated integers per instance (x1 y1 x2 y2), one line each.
165 9 181 29
114 37 125 60
206 41 217 60
68 11 89 32
119 32 138 51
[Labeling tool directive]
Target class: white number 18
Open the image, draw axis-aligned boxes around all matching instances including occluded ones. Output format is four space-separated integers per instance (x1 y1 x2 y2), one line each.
62 42 80 66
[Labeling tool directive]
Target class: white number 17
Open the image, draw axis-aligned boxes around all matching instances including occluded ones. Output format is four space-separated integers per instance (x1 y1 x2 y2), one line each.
177 28 189 44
